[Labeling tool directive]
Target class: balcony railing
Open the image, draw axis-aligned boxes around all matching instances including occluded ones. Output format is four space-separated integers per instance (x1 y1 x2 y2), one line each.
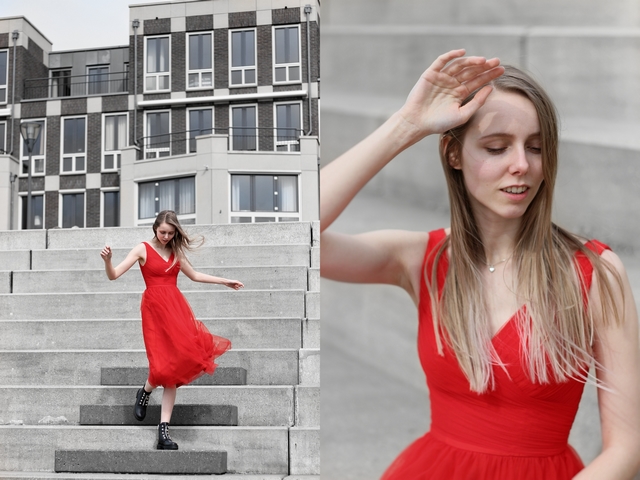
23 71 129 100
138 127 303 159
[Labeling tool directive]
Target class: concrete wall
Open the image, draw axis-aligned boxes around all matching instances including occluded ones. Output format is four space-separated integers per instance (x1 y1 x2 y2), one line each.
0 154 20 230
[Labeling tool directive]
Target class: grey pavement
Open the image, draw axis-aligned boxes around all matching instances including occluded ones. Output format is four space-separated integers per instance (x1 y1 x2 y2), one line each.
321 191 640 479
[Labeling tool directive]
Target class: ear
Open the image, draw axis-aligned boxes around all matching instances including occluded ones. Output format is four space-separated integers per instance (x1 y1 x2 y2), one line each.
441 136 462 170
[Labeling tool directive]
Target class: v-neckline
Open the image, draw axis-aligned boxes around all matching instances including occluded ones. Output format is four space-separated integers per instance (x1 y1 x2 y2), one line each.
145 241 174 263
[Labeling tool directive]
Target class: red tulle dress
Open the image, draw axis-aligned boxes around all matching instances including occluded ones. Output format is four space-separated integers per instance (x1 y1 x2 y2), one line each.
381 229 609 480
139 241 231 388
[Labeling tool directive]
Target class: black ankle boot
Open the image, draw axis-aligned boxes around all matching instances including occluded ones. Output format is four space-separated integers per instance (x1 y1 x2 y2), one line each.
134 386 151 421
157 422 178 450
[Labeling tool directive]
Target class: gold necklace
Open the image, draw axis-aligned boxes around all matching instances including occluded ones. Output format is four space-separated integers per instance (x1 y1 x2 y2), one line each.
484 252 513 273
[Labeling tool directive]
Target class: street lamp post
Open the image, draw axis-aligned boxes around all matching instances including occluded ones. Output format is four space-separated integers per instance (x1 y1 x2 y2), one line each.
20 122 42 230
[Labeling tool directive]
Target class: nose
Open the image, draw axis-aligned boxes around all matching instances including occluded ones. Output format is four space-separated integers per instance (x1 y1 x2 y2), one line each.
508 145 529 176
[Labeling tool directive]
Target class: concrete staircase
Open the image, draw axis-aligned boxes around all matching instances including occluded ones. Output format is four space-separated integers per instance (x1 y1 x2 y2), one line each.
0 222 319 479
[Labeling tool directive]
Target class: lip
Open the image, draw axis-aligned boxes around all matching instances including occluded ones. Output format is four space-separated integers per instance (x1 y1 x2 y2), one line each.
500 185 530 199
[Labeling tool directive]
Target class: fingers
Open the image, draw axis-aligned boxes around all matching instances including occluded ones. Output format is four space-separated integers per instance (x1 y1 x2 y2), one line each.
461 65 505 95
458 85 495 121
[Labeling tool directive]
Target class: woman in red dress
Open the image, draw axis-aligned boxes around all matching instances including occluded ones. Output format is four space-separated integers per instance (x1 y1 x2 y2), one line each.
100 210 243 450
321 50 640 478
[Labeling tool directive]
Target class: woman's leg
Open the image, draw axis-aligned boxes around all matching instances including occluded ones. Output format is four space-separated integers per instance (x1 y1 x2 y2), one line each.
160 387 177 423
144 379 155 392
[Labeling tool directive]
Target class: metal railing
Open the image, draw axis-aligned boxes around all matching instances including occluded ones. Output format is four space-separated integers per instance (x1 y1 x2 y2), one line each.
23 71 129 100
138 127 303 159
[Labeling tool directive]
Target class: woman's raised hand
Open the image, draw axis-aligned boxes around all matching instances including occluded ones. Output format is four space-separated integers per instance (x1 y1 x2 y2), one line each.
100 245 112 262
399 49 504 139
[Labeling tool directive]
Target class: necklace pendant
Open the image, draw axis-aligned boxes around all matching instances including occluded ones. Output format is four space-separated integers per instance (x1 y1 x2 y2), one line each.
488 266 496 273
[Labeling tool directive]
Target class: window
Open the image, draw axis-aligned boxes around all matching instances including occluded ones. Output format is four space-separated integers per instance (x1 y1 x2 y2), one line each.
61 192 84 228
20 194 44 229
138 177 195 221
230 29 256 86
20 119 45 177
231 174 299 223
0 50 8 103
231 105 256 151
102 190 120 227
275 102 301 152
145 111 170 159
273 26 300 83
145 36 170 92
188 108 212 153
187 33 213 89
51 69 71 98
103 113 127 170
88 66 109 95
61 117 86 173
0 122 5 153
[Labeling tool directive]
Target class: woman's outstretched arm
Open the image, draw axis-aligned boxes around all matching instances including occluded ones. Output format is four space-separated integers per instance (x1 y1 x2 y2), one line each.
100 243 145 280
320 50 503 298
180 261 244 290
575 251 640 479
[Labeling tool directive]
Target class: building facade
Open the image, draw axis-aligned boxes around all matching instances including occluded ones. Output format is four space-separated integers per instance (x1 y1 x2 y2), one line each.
0 0 320 230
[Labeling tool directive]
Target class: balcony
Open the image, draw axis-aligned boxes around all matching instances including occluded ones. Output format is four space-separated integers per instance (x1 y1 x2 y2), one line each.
23 71 129 100
138 127 303 159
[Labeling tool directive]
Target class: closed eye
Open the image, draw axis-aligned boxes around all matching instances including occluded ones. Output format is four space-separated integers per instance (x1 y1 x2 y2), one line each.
486 147 507 154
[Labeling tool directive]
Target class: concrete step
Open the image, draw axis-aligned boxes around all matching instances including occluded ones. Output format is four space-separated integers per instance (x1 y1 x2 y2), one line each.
0 290 305 320
0 386 294 427
0 318 303 350
0 349 299 386
0 474 292 480
79 404 238 426
0 251 30 271
0 426 288 474
47 222 312 249
102 366 247 386
289 427 320 476
0 230 46 250
0 271 9 294
295 386 320 428
12 266 309 293
30 245 311 271
322 0 640 27
55 450 226 475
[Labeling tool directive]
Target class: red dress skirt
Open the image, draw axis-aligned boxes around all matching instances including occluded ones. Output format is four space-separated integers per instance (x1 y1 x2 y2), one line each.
381 229 608 480
139 242 231 388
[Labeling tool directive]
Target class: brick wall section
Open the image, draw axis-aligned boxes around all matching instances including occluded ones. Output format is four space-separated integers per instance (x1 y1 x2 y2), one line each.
131 35 144 95
172 32 186 92
0 33 8 48
19 43 48 102
309 21 320 82
60 174 86 190
230 87 257 95
273 85 305 93
214 29 228 89
46 116 61 175
144 18 171 36
272 7 300 24
186 90 214 98
257 25 272 86
101 173 120 188
18 176 45 192
301 97 319 136
86 188 101 228
102 95 129 113
215 104 229 130
87 113 101 173
21 101 46 118
61 98 88 116
143 93 171 101
258 101 274 151
228 12 257 28
186 15 214 31
171 107 187 156
45 191 58 228
136 108 144 147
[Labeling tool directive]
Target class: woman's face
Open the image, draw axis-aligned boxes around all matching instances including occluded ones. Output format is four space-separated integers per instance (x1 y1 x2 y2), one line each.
156 222 176 246
454 89 544 227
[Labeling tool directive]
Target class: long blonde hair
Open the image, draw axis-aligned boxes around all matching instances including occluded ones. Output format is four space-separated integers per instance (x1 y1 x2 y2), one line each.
153 210 203 269
429 66 623 393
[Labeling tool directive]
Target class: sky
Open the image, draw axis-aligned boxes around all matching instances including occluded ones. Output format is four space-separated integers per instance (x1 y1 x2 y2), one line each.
0 0 161 51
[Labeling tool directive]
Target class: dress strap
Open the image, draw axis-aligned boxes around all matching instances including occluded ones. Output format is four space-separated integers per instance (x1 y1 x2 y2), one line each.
575 239 611 305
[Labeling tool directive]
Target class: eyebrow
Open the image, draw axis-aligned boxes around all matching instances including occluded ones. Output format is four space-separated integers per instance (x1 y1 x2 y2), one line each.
478 132 541 141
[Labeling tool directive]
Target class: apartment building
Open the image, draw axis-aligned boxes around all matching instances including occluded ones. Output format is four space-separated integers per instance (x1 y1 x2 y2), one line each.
0 0 320 230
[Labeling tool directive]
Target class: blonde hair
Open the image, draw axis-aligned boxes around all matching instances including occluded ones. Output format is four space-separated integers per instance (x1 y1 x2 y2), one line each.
153 210 203 269
430 66 623 393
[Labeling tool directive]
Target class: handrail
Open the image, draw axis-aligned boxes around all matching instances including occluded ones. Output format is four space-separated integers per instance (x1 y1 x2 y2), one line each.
23 71 129 100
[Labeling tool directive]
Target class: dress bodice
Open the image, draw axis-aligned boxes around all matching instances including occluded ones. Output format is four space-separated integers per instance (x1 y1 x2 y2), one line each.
140 242 180 288
417 229 608 456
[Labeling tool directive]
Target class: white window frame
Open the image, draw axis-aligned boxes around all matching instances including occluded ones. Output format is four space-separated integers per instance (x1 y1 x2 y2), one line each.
186 32 214 90
229 28 257 88
186 106 214 153
273 100 303 152
229 103 258 152
272 25 302 85
102 112 128 171
228 171 301 223
59 189 86 228
18 191 45 230
87 65 110 95
0 49 9 105
144 110 172 159
60 115 87 174
100 187 120 228
144 35 171 93
135 174 197 226
19 118 46 178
